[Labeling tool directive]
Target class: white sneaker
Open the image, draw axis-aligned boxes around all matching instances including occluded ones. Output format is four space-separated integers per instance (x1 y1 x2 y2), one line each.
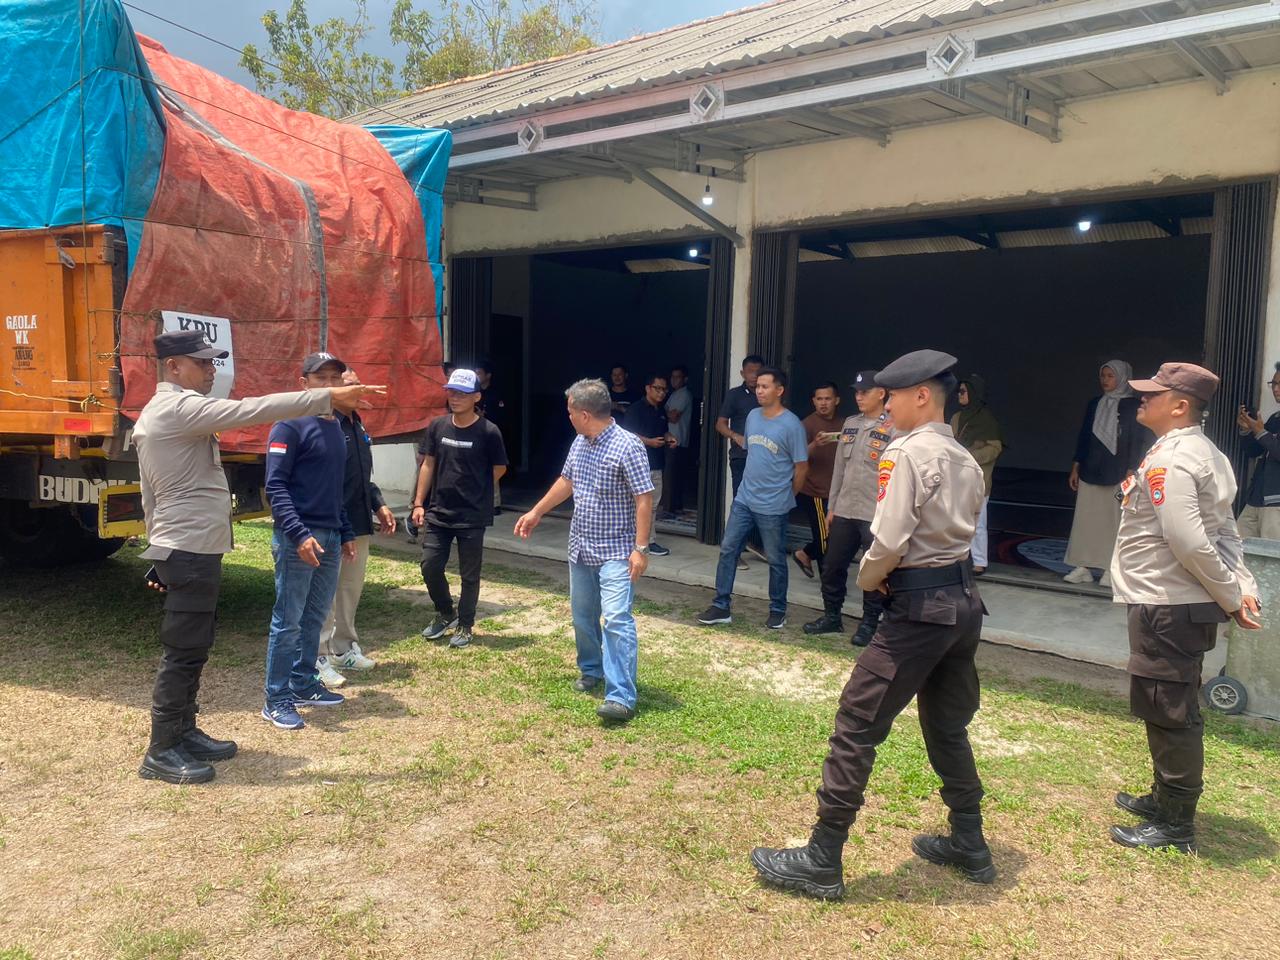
1063 566 1094 584
335 642 376 671
1099 571 1112 589
316 656 347 688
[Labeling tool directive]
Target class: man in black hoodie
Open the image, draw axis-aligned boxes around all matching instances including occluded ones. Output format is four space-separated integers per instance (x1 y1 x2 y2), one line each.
318 368 397 688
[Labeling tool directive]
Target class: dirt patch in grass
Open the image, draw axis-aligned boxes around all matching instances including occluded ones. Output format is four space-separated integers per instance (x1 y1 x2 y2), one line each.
1 530 1277 959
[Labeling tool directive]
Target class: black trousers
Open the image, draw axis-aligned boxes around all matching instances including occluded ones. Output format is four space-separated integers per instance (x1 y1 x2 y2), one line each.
820 516 883 621
421 524 486 628
1126 602 1225 806
150 551 223 739
664 446 693 512
816 580 986 829
797 495 829 563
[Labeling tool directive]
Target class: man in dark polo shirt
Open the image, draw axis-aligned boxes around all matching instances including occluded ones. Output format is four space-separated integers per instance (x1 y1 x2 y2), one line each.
716 354 765 563
623 373 676 557
411 368 509 649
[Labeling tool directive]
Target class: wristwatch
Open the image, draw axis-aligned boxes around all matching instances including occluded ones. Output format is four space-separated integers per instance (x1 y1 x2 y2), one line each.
633 544 650 556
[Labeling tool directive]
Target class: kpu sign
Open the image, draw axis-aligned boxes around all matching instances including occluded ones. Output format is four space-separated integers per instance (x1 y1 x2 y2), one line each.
161 310 236 398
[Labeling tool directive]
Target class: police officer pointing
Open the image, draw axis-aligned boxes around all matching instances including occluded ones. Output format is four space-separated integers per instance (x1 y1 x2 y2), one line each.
1109 362 1260 852
752 350 993 900
133 330 382 785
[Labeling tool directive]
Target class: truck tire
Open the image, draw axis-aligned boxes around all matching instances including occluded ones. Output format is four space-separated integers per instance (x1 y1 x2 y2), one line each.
0 501 116 567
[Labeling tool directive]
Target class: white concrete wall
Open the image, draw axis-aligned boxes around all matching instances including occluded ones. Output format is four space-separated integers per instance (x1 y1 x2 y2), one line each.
445 69 1280 359
449 168 741 254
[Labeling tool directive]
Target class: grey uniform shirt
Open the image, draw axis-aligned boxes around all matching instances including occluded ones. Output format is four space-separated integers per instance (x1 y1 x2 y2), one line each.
828 412 894 522
857 421 985 590
1110 425 1257 612
134 382 333 559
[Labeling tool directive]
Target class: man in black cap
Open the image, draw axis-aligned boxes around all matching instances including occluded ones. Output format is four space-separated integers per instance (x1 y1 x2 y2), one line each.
1108 362 1260 852
751 349 993 900
133 331 381 784
804 370 893 645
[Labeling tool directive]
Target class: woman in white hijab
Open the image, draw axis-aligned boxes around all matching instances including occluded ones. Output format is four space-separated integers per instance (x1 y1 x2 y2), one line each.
1064 360 1152 587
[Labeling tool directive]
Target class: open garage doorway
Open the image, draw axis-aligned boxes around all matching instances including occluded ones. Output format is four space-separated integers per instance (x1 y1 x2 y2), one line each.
783 189 1254 593
449 237 733 543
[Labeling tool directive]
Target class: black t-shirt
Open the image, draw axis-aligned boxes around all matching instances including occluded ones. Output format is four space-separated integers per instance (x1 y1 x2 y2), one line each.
623 399 668 470
720 383 759 460
610 386 641 415
421 415 509 528
479 381 506 431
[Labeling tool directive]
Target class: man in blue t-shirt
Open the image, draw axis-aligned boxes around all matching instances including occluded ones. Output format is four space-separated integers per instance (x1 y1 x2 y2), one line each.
697 367 809 629
261 352 357 731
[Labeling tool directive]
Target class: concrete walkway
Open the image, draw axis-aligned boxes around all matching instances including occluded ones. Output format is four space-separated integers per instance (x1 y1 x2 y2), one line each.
388 508 1134 672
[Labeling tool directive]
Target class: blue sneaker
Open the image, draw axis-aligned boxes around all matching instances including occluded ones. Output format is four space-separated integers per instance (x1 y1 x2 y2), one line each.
291 683 345 707
261 701 305 730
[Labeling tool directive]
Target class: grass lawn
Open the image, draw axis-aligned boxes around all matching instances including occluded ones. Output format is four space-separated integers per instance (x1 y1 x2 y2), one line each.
1 523 1278 960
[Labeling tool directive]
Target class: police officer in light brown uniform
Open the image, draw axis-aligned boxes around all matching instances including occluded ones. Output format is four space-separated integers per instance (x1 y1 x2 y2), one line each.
752 350 993 900
803 370 895 645
1109 362 1260 852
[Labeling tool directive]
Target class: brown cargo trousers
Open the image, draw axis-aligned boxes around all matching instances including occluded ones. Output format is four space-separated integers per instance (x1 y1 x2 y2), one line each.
1125 602 1227 803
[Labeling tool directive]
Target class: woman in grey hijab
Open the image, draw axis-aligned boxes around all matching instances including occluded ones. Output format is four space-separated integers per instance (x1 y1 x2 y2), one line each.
1064 360 1152 586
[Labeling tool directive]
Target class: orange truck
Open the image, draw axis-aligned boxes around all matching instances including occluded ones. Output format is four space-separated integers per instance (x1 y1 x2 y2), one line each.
0 225 271 566
1 9 450 567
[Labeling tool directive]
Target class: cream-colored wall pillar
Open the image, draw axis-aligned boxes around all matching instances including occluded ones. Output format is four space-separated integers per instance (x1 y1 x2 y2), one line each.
722 159 757 518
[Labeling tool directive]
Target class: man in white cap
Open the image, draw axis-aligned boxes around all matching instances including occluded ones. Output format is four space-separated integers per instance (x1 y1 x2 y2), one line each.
411 368 509 649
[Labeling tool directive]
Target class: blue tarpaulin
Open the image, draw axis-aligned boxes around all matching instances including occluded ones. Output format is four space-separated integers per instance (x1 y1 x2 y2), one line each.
0 0 164 271
365 125 453 324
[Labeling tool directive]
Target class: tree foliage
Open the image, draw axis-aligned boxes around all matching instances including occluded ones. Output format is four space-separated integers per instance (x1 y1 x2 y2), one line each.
240 0 597 118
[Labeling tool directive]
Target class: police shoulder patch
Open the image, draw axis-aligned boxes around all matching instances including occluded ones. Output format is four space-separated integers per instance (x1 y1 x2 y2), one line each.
1147 466 1168 506
877 459 895 502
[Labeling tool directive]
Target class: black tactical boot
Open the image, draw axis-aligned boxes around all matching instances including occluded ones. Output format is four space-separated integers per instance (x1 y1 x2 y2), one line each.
750 821 847 900
139 719 215 785
1110 795 1196 853
802 611 844 636
1114 789 1158 819
912 810 997 884
180 705 237 762
851 615 879 648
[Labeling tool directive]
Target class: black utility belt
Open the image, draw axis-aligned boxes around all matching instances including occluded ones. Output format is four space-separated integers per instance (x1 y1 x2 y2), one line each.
887 560 971 592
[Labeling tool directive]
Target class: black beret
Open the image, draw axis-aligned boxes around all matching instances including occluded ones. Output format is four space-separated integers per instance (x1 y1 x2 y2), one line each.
155 329 227 360
851 370 880 389
875 350 958 390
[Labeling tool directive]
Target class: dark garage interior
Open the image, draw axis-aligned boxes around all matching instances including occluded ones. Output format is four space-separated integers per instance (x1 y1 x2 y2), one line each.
487 241 713 525
787 192 1215 583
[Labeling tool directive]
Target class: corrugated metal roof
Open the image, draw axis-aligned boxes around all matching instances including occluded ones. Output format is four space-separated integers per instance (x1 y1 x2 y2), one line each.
350 0 1031 128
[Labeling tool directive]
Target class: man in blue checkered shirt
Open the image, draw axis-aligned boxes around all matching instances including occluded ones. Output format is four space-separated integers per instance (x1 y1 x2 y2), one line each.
515 379 654 723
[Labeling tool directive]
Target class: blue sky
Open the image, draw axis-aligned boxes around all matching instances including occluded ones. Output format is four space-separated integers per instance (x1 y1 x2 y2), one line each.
128 0 741 88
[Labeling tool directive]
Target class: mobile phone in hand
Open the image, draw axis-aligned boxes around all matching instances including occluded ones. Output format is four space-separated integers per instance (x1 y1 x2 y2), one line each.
144 565 167 590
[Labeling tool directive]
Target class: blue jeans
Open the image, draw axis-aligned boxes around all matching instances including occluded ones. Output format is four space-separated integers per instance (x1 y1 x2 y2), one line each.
569 559 639 710
713 498 790 615
265 527 343 705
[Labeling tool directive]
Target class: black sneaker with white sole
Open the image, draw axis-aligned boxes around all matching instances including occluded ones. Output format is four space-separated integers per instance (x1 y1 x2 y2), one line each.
766 611 787 630
421 614 458 641
697 605 732 625
648 542 671 557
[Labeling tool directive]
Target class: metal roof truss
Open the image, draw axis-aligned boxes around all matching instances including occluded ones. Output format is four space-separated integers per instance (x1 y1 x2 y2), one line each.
443 0 1280 211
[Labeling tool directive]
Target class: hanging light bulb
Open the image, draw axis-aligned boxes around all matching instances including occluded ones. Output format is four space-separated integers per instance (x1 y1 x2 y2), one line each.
702 168 715 206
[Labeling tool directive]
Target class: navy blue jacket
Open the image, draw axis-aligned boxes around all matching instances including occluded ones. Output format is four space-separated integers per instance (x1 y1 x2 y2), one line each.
338 411 386 538
266 415 354 546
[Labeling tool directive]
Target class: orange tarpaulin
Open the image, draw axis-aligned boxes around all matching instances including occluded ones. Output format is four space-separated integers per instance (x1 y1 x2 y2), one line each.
119 35 447 451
